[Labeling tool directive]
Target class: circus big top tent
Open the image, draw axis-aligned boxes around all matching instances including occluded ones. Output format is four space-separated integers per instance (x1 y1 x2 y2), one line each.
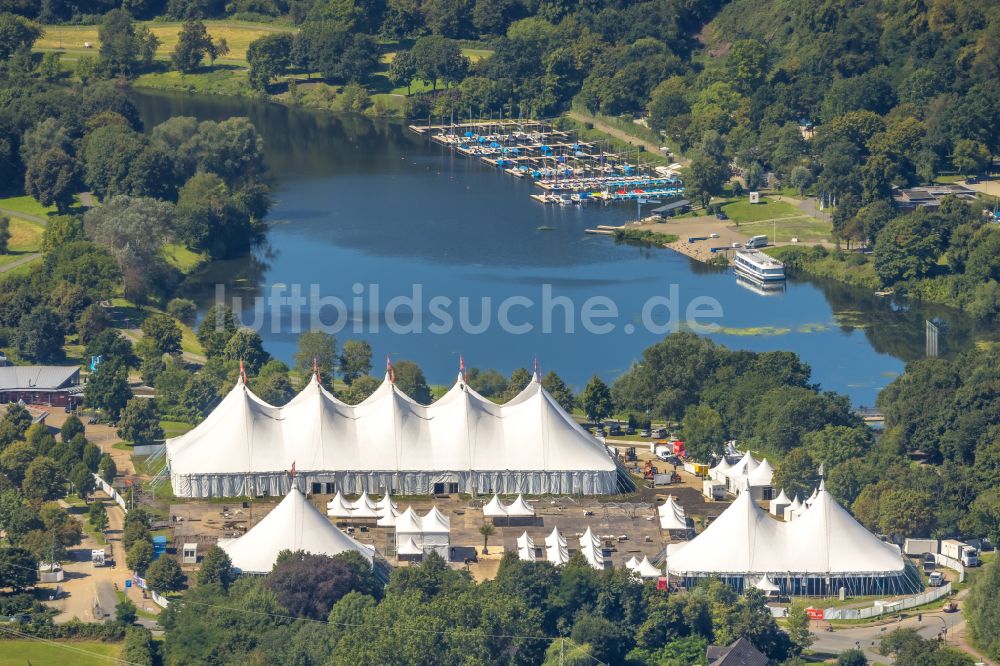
665 482 921 596
219 487 373 574
166 371 619 498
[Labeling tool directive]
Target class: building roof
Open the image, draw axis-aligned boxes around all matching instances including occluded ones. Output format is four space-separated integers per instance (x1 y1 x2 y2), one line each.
167 372 615 479
651 199 691 213
706 638 769 666
221 488 372 573
666 482 906 576
0 365 79 391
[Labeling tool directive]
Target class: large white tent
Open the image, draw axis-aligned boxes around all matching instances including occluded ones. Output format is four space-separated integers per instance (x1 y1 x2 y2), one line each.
167 372 618 498
665 483 920 596
220 487 373 574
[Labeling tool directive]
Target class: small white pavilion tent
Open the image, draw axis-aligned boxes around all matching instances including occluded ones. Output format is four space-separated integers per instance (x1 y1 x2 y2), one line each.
397 537 423 561
579 527 605 570
754 574 780 597
376 504 400 527
418 506 451 559
376 492 399 512
708 457 732 481
547 543 570 565
745 459 774 500
351 491 377 511
483 494 507 521
769 489 790 517
783 496 803 522
544 527 567 550
636 556 662 579
624 556 639 571
505 495 535 517
516 532 536 561
326 492 353 519
221 488 372 574
350 502 379 520
658 496 688 531
395 507 423 549
805 487 819 507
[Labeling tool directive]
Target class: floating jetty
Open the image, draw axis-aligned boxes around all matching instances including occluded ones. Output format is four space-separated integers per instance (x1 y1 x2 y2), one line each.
409 118 685 208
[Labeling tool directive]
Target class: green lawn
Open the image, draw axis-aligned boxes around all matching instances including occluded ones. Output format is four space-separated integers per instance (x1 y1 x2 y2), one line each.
6 217 45 251
0 640 121 665
720 198 801 223
36 20 295 63
163 243 208 273
134 66 253 97
161 420 194 437
0 195 56 218
734 216 832 243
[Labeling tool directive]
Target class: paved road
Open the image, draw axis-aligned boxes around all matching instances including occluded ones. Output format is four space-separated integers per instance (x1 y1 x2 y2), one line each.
0 207 46 224
566 110 678 160
0 252 41 273
809 596 994 665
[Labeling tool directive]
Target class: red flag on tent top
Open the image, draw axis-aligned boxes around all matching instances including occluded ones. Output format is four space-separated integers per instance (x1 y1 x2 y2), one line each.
386 355 395 383
239 359 247 384
459 354 466 381
289 462 296 479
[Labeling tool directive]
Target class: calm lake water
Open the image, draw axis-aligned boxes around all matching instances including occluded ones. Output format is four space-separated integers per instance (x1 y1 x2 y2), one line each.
133 90 988 406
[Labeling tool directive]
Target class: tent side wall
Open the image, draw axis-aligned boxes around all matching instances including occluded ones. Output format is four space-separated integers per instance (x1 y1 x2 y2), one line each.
170 469 618 498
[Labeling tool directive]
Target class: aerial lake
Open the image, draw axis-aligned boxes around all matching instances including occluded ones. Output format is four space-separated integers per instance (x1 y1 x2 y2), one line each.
133 90 988 406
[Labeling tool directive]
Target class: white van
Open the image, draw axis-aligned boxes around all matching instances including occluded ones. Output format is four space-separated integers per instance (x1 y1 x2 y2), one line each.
745 235 768 249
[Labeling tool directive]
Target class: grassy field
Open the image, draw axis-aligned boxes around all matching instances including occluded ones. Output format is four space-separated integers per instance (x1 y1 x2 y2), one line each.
735 216 832 242
0 194 56 219
163 242 208 272
134 66 254 96
720 198 801 223
7 217 44 251
161 420 194 437
0 640 122 665
36 21 294 63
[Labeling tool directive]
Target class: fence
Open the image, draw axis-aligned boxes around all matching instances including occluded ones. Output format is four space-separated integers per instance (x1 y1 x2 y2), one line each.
131 574 170 608
93 473 128 513
132 443 165 457
821 582 952 620
934 554 966 582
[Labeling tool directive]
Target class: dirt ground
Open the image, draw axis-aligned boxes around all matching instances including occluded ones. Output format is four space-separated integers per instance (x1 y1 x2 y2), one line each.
34 407 136 476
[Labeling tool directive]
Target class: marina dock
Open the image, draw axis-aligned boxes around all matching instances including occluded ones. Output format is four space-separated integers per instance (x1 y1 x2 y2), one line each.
409 117 685 208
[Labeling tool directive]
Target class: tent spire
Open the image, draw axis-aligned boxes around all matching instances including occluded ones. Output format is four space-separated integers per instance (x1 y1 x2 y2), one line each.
533 355 539 381
313 356 319 384
386 354 395 383
459 354 466 382
239 359 247 384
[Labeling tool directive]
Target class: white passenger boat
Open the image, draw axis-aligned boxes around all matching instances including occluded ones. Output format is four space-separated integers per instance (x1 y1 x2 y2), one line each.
733 249 785 283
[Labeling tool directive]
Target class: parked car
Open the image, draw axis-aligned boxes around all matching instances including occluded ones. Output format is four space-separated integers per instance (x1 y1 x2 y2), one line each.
716 211 728 220
928 572 944 587
640 429 652 438
709 232 720 238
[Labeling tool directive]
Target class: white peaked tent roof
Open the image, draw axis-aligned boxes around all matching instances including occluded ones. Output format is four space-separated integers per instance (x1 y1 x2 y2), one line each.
547 544 570 565
167 371 615 480
666 486 905 576
376 493 398 512
725 450 759 478
517 532 534 550
222 488 372 573
769 489 790 509
580 527 601 550
783 495 803 521
506 494 535 517
747 458 774 486
398 537 423 556
754 574 780 592
806 486 819 506
658 496 688 531
421 507 451 534
637 556 662 578
351 502 379 519
376 504 401 527
326 492 353 518
581 545 605 570
709 457 731 480
518 546 535 562
625 556 640 571
545 527 567 549
395 507 423 535
483 494 507 517
352 491 377 511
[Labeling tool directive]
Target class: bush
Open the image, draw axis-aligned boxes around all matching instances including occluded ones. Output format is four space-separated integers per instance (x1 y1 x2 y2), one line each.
849 252 868 266
166 298 197 325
